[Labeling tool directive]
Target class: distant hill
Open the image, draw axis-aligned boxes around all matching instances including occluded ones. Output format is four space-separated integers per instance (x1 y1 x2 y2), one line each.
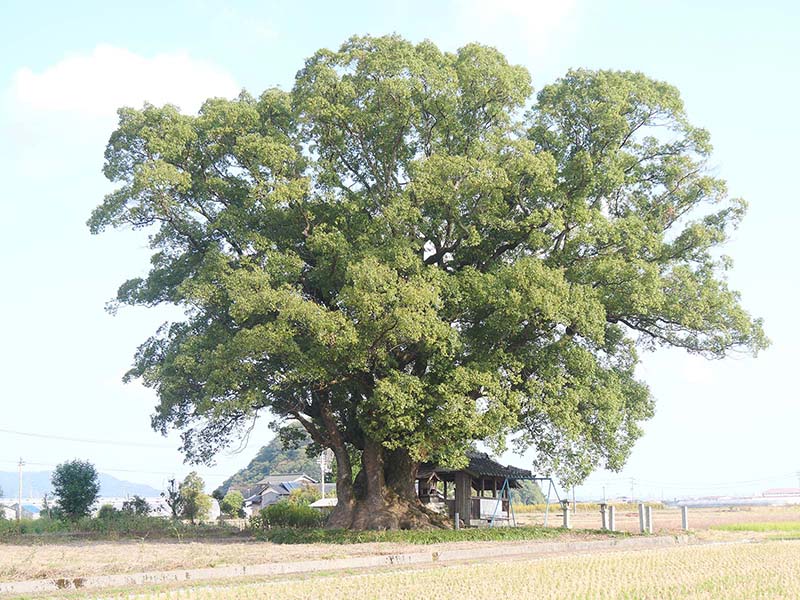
0 471 160 499
216 431 321 496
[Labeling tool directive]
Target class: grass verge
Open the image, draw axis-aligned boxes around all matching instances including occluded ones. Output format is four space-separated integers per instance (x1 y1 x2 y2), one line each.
712 521 800 533
258 525 622 544
0 516 246 543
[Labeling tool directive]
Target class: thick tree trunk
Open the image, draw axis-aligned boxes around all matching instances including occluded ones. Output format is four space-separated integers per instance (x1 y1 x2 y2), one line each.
319 401 356 529
325 442 356 528
384 447 419 502
325 442 449 530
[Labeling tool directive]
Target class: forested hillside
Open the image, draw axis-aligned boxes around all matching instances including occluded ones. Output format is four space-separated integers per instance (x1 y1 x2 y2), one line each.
215 432 321 496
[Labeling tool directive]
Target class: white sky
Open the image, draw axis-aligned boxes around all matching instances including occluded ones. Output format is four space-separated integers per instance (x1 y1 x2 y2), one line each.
1 0 798 501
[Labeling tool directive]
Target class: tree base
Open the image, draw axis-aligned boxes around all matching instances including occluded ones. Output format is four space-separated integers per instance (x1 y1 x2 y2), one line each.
326 493 450 530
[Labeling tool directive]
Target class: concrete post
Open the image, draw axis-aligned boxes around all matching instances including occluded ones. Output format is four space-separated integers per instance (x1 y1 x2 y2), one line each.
599 503 608 530
608 505 616 532
638 503 645 533
561 501 571 529
681 506 689 531
454 512 460 530
645 505 653 534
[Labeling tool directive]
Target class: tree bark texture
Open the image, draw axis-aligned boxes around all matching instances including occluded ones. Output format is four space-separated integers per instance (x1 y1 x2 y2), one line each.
325 441 449 530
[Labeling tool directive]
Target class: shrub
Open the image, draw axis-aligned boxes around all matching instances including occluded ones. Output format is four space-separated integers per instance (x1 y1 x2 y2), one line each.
122 495 151 516
288 484 322 506
97 504 120 519
260 524 581 544
251 500 323 529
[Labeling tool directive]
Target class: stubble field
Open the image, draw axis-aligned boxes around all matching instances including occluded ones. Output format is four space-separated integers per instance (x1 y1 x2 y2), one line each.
140 541 800 599
3 506 800 599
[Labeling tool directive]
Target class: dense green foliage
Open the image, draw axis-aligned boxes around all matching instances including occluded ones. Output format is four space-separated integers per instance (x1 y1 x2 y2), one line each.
91 33 766 517
179 472 212 523
51 460 100 520
251 500 323 529
0 515 242 540
97 504 119 519
260 524 595 544
122 495 151 516
510 480 546 505
220 490 245 517
287 484 322 505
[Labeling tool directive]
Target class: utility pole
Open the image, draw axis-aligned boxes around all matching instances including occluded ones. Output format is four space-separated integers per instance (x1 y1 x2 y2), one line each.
630 478 636 503
319 451 326 499
796 471 800 490
17 458 24 522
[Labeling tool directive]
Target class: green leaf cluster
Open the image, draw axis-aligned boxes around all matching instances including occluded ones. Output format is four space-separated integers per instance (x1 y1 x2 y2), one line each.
51 460 100 520
91 35 767 487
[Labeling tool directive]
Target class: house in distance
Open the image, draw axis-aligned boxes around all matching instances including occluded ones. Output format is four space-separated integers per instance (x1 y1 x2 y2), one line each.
242 473 317 514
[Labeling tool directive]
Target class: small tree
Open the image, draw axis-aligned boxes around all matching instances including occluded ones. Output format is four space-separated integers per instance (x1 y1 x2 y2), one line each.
97 504 119 519
511 480 546 505
288 484 322 506
162 478 183 519
122 495 151 516
51 460 100 520
179 472 211 524
220 490 245 518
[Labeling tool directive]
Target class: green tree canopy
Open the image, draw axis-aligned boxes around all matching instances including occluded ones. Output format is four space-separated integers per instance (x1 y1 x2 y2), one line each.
122 495 151 516
90 35 766 529
220 490 245 517
179 471 212 523
52 460 100 520
511 480 546 505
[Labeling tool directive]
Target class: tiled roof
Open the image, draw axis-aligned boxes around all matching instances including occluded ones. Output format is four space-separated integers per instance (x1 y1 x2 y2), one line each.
419 452 532 480
254 473 318 486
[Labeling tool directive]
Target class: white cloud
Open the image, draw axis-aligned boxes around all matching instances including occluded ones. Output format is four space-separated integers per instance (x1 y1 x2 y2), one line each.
10 45 239 118
449 0 577 59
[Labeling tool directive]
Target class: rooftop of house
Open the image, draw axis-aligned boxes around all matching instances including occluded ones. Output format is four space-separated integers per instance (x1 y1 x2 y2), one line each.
418 452 533 484
254 473 318 486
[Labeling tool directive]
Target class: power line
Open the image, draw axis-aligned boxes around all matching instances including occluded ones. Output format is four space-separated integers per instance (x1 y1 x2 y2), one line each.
0 459 228 480
0 427 174 449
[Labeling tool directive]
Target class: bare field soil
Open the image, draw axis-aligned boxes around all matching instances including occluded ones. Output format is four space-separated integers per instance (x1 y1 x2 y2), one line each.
518 505 800 533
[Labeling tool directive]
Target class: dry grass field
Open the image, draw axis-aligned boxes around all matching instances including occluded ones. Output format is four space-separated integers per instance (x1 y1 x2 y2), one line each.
0 531 599 582
29 539 800 599
4 506 800 599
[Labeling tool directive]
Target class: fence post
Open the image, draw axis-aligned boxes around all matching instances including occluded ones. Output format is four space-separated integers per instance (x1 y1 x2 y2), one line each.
608 505 616 532
599 503 608 530
454 512 460 530
638 503 645 533
645 505 653 534
561 500 571 529
681 506 689 531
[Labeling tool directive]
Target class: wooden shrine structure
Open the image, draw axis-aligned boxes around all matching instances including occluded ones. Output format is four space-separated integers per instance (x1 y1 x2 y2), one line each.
417 452 533 527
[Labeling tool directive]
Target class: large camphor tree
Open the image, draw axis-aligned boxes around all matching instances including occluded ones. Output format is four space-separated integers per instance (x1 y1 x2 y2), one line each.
90 36 766 530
